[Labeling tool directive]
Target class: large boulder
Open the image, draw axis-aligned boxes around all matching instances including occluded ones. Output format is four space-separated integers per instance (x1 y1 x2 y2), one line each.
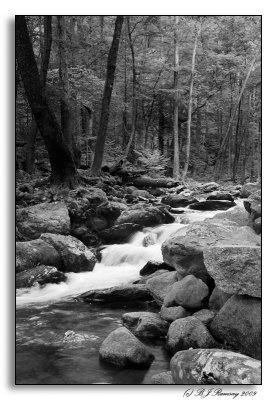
244 190 261 221
208 286 232 311
146 271 178 305
162 222 260 284
210 295 261 359
189 200 236 211
192 309 215 326
99 223 141 244
79 284 152 303
16 239 61 273
150 371 174 384
116 204 174 227
204 245 261 297
40 233 96 273
161 194 198 208
122 312 169 338
163 275 209 309
131 189 155 200
160 306 191 323
199 182 220 193
139 261 174 276
253 217 261 234
207 192 234 201
16 202 70 239
99 327 154 367
171 349 261 384
135 270 169 284
167 316 217 354
16 265 65 288
240 182 261 198
206 203 251 227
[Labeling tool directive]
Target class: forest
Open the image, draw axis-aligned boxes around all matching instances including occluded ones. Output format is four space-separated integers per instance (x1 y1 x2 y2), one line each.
16 15 261 386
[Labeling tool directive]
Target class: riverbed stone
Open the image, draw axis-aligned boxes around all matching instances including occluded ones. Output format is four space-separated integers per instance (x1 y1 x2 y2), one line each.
16 265 66 288
40 233 96 273
161 194 198 208
150 371 174 384
99 223 141 244
79 284 152 303
116 204 174 227
167 316 217 354
207 192 234 201
170 349 261 384
240 182 261 198
206 203 251 227
140 261 174 276
146 271 178 305
208 286 232 311
192 309 215 326
189 200 236 211
135 270 169 284
210 295 261 359
160 305 191 322
163 275 209 309
16 239 61 273
16 201 70 239
204 245 261 297
244 190 261 221
122 312 169 338
99 327 154 367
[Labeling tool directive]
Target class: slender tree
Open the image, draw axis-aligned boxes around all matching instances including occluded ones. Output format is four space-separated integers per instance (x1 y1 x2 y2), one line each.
16 15 79 186
91 16 124 174
173 16 180 180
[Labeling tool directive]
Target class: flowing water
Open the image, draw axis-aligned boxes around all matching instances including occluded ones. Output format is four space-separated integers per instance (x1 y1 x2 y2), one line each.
16 203 232 384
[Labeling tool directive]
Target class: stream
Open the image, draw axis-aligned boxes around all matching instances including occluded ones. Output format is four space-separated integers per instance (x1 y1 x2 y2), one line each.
16 205 227 384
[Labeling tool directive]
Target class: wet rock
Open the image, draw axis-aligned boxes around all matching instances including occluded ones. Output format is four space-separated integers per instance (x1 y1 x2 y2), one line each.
189 200 236 211
167 316 217 354
96 201 128 223
135 270 169 284
131 189 155 200
253 217 261 234
192 309 215 326
210 295 261 359
209 286 232 311
146 271 178 305
204 245 261 298
116 204 174 227
99 223 141 244
16 202 70 239
150 371 174 384
140 261 174 276
16 239 61 273
162 222 260 285
207 192 234 201
122 312 169 338
16 265 65 288
171 349 261 384
244 190 261 221
200 182 220 193
164 274 209 309
160 305 191 322
79 284 152 303
206 203 251 227
161 194 198 208
40 233 96 273
99 327 154 367
240 182 261 198
142 233 156 247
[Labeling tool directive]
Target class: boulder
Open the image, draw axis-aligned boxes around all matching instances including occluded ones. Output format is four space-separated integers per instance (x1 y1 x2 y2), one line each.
171 349 261 384
210 295 261 359
16 202 70 239
189 200 236 211
253 217 261 234
204 245 261 298
122 312 169 338
139 261 174 276
160 306 191 323
209 286 232 312
96 201 128 223
206 203 251 227
162 222 260 285
99 327 154 367
116 204 174 227
16 265 65 288
150 371 174 384
40 233 96 273
244 190 261 221
132 189 155 200
240 182 261 198
135 270 169 284
167 316 217 354
192 309 215 326
142 233 156 247
164 275 209 309
99 223 141 244
200 182 220 193
146 271 178 305
16 239 61 273
79 284 152 303
207 192 234 201
161 194 198 208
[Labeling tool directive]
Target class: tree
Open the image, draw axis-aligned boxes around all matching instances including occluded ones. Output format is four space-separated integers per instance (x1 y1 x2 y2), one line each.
90 16 124 174
16 15 79 187
173 16 180 180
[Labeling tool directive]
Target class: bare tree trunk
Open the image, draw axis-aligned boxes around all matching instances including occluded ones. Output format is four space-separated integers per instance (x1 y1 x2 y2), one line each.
91 16 123 174
173 16 180 180
182 22 201 181
16 15 79 187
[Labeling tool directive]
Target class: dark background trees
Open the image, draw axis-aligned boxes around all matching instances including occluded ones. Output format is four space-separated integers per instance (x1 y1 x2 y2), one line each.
16 15 261 184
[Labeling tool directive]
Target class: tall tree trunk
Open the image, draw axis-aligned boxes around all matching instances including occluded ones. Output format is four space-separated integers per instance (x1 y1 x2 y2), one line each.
91 16 123 174
16 16 79 187
25 16 52 174
158 95 165 154
182 22 201 181
173 16 180 180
